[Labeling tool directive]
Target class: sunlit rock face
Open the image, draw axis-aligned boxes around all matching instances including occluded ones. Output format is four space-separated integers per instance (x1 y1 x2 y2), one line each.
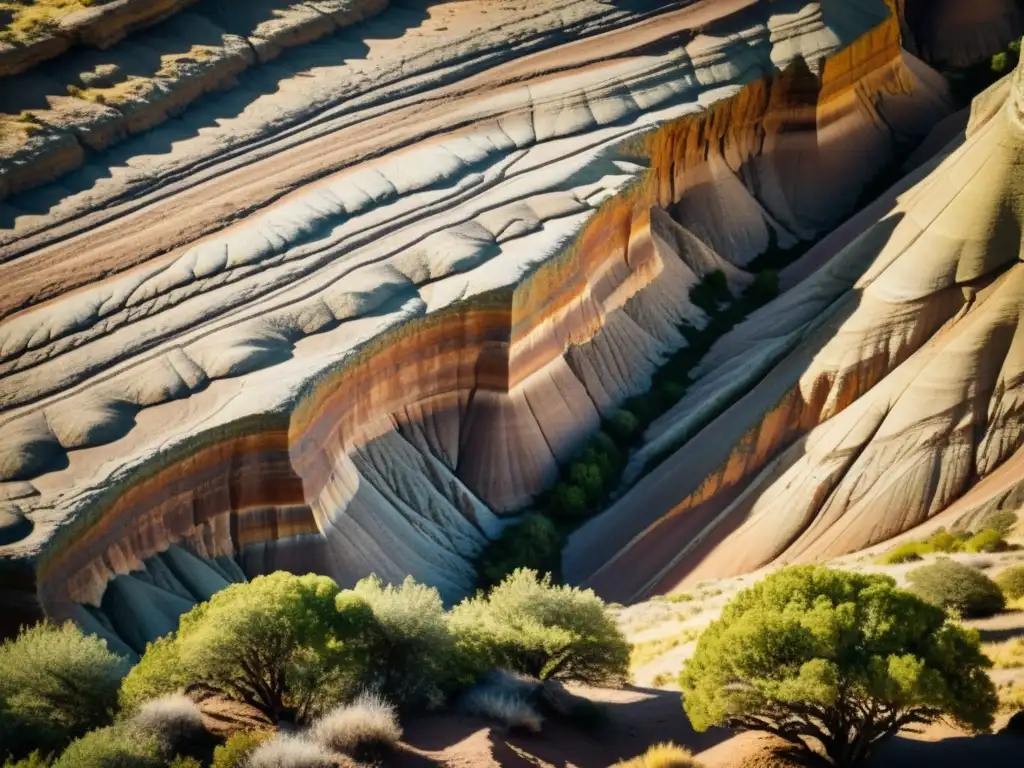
565 46 1024 603
0 0 957 646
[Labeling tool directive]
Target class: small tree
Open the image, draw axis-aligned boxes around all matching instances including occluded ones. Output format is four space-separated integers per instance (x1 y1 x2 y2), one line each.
0 622 126 759
121 573 373 722
347 575 467 708
475 513 563 590
680 566 997 767
449 569 629 685
906 558 1005 617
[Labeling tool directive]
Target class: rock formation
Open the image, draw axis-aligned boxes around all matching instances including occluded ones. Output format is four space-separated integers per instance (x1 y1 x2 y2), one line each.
0 0 968 648
565 35 1024 603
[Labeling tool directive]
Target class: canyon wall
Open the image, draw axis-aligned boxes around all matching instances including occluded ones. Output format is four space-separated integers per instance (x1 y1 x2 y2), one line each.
0 0 956 647
565 44 1024 603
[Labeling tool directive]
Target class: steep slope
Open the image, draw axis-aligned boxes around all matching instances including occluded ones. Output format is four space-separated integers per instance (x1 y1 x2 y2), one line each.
565 48 1024 603
0 0 952 647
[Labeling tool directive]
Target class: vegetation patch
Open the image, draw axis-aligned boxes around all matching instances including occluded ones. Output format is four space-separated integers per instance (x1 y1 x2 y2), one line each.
0 1 108 44
613 742 705 767
680 566 997 767
629 630 699 672
906 558 1006 618
876 525 1010 565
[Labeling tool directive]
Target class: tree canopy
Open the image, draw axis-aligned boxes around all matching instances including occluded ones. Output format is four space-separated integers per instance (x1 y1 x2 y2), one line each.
120 572 373 722
0 622 126 760
449 568 629 685
679 566 997 767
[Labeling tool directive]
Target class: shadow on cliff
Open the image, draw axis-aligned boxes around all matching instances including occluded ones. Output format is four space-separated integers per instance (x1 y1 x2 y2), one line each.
866 732 1024 767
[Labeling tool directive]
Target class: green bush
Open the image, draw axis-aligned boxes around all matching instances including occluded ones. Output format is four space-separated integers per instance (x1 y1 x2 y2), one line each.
210 731 271 768
925 529 963 553
0 622 126 759
348 575 471 709
979 509 1017 537
121 573 371 722
996 565 1024 600
52 725 162 768
475 513 563 591
605 410 640 442
569 462 603 507
450 569 629 686
963 528 1006 553
2 753 52 768
681 566 997 767
547 482 588 521
877 541 927 565
907 558 1006 618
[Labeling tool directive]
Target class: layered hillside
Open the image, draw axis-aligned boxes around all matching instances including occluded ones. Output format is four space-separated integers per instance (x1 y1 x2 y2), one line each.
565 44 1024 603
0 0 959 651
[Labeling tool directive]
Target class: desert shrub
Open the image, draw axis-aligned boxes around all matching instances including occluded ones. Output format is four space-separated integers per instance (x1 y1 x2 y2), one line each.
461 687 543 733
348 575 469 709
168 759 202 768
963 528 1006 553
547 482 588 521
925 529 962 553
995 565 1024 600
245 735 339 768
681 566 997 768
130 694 210 760
979 509 1018 536
2 753 52 768
311 692 402 758
0 622 126 759
569 462 603 507
450 569 629 685
876 541 927 565
606 409 640 442
51 725 162 768
121 573 373 722
907 558 1005 617
613 742 704 767
210 731 271 768
475 513 563 590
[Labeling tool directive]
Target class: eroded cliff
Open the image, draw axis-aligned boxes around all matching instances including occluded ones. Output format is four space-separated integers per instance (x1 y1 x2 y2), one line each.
0 0 957 648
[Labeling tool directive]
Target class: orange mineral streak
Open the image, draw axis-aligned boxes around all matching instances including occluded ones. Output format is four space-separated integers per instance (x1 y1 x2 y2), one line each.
37 430 315 614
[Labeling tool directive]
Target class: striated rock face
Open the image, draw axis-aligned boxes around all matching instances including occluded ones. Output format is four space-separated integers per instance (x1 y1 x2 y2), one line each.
0 0 956 646
565 45 1024 603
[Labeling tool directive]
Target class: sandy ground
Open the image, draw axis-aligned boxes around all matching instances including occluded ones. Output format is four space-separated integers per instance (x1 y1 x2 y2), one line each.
388 532 1024 767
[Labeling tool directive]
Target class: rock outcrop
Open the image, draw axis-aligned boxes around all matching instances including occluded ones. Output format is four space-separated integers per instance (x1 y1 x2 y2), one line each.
565 41 1024 603
0 0 959 647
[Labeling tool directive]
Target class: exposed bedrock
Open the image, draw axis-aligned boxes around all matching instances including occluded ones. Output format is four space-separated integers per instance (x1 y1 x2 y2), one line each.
565 51 1024 603
0 0 954 643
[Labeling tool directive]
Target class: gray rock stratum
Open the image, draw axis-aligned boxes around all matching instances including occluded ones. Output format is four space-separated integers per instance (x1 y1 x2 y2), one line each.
0 0 1002 652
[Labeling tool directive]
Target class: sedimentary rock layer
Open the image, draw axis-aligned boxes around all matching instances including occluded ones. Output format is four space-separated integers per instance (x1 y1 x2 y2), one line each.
0 0 953 645
565 48 1024 603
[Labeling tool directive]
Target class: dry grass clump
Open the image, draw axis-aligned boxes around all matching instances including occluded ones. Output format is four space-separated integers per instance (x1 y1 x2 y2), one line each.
246 734 342 768
985 638 1024 669
613 742 705 767
311 692 402 759
629 630 699 671
997 681 1024 712
0 0 103 43
130 694 208 756
459 671 543 733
